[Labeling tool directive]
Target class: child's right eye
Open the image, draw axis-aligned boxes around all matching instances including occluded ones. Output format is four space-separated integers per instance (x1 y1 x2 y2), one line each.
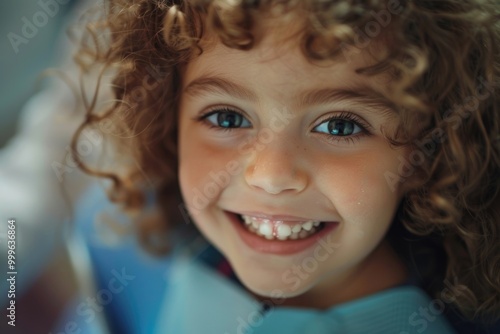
198 107 252 131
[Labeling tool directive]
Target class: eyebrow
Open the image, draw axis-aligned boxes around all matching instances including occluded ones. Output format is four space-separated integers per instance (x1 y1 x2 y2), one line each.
184 75 398 118
299 87 398 119
184 75 258 102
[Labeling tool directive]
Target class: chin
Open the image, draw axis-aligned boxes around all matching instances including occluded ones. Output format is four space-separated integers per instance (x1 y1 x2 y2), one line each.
233 263 318 301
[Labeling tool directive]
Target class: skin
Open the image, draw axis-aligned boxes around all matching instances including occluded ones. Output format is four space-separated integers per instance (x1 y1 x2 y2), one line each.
177 17 409 309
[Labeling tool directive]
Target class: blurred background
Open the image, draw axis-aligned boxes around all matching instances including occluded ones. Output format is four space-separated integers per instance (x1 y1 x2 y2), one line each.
1 1 89 332
1 2 179 333
1 1 76 147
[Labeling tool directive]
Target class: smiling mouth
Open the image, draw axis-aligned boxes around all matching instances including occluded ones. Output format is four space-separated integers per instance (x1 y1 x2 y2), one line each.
235 213 326 241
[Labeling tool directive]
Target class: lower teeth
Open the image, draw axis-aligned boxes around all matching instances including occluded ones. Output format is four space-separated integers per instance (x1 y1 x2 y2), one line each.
239 216 323 241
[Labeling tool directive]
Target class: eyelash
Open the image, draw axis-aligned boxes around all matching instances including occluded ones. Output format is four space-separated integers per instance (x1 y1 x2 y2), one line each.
194 107 372 144
195 106 249 133
313 112 372 144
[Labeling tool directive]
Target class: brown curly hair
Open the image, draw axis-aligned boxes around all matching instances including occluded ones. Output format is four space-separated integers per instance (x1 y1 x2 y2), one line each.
70 0 500 324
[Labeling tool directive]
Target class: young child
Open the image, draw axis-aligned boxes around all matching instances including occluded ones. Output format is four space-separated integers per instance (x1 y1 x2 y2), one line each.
70 0 500 333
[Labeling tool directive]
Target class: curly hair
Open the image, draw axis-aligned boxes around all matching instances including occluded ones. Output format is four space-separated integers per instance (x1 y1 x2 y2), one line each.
71 0 500 324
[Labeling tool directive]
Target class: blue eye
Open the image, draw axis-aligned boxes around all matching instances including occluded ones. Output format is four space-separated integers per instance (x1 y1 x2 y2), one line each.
202 108 251 129
313 118 362 136
311 112 372 144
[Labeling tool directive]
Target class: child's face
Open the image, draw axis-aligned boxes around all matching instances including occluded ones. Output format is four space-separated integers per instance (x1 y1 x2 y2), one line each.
178 18 408 303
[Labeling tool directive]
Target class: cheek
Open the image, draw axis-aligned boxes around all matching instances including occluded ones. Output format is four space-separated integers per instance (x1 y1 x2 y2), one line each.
178 129 236 213
316 148 403 227
306 149 403 276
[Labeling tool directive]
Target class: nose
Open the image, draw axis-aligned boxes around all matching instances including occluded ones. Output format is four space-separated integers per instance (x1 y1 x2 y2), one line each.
244 141 308 195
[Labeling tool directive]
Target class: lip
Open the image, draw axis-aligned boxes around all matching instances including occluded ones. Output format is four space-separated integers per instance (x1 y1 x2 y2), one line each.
225 210 339 255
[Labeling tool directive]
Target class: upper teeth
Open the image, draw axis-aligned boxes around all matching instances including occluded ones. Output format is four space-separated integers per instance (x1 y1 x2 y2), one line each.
241 215 321 239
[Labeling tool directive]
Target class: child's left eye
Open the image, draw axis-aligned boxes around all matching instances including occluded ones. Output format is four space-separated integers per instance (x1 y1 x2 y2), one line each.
198 107 252 131
312 112 370 144
313 118 362 136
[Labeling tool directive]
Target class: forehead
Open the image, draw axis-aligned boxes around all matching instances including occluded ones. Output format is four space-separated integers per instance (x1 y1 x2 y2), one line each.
186 11 393 86
184 32 392 106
